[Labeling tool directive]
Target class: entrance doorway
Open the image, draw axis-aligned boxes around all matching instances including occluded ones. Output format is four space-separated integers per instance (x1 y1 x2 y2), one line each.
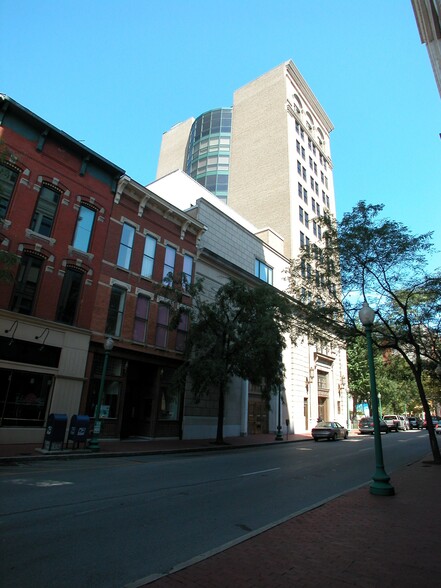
248 393 268 434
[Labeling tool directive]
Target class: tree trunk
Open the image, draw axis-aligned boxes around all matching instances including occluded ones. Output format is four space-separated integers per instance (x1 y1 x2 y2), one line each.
216 381 225 444
415 369 441 464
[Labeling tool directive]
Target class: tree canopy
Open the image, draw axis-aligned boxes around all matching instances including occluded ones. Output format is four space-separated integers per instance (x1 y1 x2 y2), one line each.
289 201 441 462
165 277 296 444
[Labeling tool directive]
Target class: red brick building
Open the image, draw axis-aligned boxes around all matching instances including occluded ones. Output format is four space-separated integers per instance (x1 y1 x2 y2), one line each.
82 175 205 439
0 95 204 444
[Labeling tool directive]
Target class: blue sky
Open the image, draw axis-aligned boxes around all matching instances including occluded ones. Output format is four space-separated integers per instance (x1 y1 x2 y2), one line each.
2 0 440 263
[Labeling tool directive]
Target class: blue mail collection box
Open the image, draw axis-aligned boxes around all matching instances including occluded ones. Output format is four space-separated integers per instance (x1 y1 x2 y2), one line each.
66 415 90 449
43 413 68 451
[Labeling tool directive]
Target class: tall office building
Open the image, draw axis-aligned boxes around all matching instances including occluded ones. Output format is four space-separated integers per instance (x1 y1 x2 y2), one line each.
156 61 335 259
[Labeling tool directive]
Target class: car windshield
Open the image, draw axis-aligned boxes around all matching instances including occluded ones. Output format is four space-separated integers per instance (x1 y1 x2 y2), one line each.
315 422 333 428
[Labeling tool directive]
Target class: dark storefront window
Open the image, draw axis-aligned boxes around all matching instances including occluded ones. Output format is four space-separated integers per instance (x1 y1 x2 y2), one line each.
56 267 83 325
10 254 43 315
30 185 60 237
158 368 180 421
87 355 124 419
106 285 126 336
0 368 53 427
155 304 169 347
0 163 19 219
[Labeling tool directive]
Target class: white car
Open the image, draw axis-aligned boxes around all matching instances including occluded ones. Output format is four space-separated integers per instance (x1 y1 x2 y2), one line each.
399 416 409 430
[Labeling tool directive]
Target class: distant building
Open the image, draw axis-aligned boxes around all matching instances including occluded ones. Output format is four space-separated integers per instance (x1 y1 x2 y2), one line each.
411 0 441 97
156 61 335 260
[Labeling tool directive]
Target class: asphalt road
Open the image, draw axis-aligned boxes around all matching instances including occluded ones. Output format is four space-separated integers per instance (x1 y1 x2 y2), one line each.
0 430 431 588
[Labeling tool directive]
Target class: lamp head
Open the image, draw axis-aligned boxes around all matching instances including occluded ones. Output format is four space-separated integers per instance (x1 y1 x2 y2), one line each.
359 302 375 326
104 337 114 352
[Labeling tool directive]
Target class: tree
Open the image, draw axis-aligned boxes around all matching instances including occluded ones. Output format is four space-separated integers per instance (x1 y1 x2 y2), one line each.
0 250 18 283
288 201 441 463
164 277 295 444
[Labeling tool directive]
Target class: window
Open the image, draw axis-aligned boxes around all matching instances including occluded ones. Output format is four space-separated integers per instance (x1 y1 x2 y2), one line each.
315 181 319 195
309 156 313 170
255 259 273 285
106 285 126 336
182 254 193 288
318 225 322 239
296 140 301 154
0 368 52 428
310 177 314 190
297 161 301 175
162 245 176 283
10 254 43 315
117 223 135 269
72 205 96 252
300 232 305 247
298 182 303 198
313 221 317 236
317 203 321 216
133 294 150 343
303 188 308 204
304 212 309 229
299 207 304 224
141 235 157 279
0 164 19 219
302 167 306 181
176 311 189 351
56 267 83 324
301 147 305 160
155 303 170 347
31 185 60 236
312 199 316 213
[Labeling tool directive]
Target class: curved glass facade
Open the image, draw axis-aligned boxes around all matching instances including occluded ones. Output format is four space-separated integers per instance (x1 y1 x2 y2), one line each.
185 108 232 202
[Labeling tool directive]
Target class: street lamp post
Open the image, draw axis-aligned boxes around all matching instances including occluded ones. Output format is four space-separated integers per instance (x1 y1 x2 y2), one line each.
359 302 394 496
275 385 283 440
89 337 114 452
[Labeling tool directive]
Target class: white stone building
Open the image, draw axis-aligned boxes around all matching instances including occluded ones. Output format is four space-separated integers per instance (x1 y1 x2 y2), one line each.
148 170 349 438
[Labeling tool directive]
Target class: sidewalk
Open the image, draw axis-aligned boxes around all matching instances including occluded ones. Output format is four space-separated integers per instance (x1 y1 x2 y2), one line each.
0 432 311 461
133 454 440 588
1 433 440 587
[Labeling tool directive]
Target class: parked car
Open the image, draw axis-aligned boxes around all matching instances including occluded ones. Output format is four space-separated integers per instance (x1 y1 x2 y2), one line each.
398 415 409 430
358 417 389 435
407 416 422 429
311 421 348 442
423 416 441 429
383 415 400 432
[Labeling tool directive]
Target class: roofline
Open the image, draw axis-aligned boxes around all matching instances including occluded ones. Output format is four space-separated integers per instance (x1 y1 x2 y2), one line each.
0 94 125 176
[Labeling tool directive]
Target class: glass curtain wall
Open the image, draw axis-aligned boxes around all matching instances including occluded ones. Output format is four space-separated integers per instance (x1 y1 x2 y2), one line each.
185 108 232 203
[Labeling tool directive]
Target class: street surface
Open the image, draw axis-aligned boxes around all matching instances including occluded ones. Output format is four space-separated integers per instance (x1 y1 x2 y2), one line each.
0 430 431 588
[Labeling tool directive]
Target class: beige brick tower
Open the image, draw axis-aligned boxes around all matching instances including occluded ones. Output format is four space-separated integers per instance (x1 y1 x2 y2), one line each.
228 60 335 259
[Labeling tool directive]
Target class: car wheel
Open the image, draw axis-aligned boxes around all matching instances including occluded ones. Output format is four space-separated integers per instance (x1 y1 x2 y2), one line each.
344 432 348 439
386 428 389 434
331 433 337 441
313 437 318 442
